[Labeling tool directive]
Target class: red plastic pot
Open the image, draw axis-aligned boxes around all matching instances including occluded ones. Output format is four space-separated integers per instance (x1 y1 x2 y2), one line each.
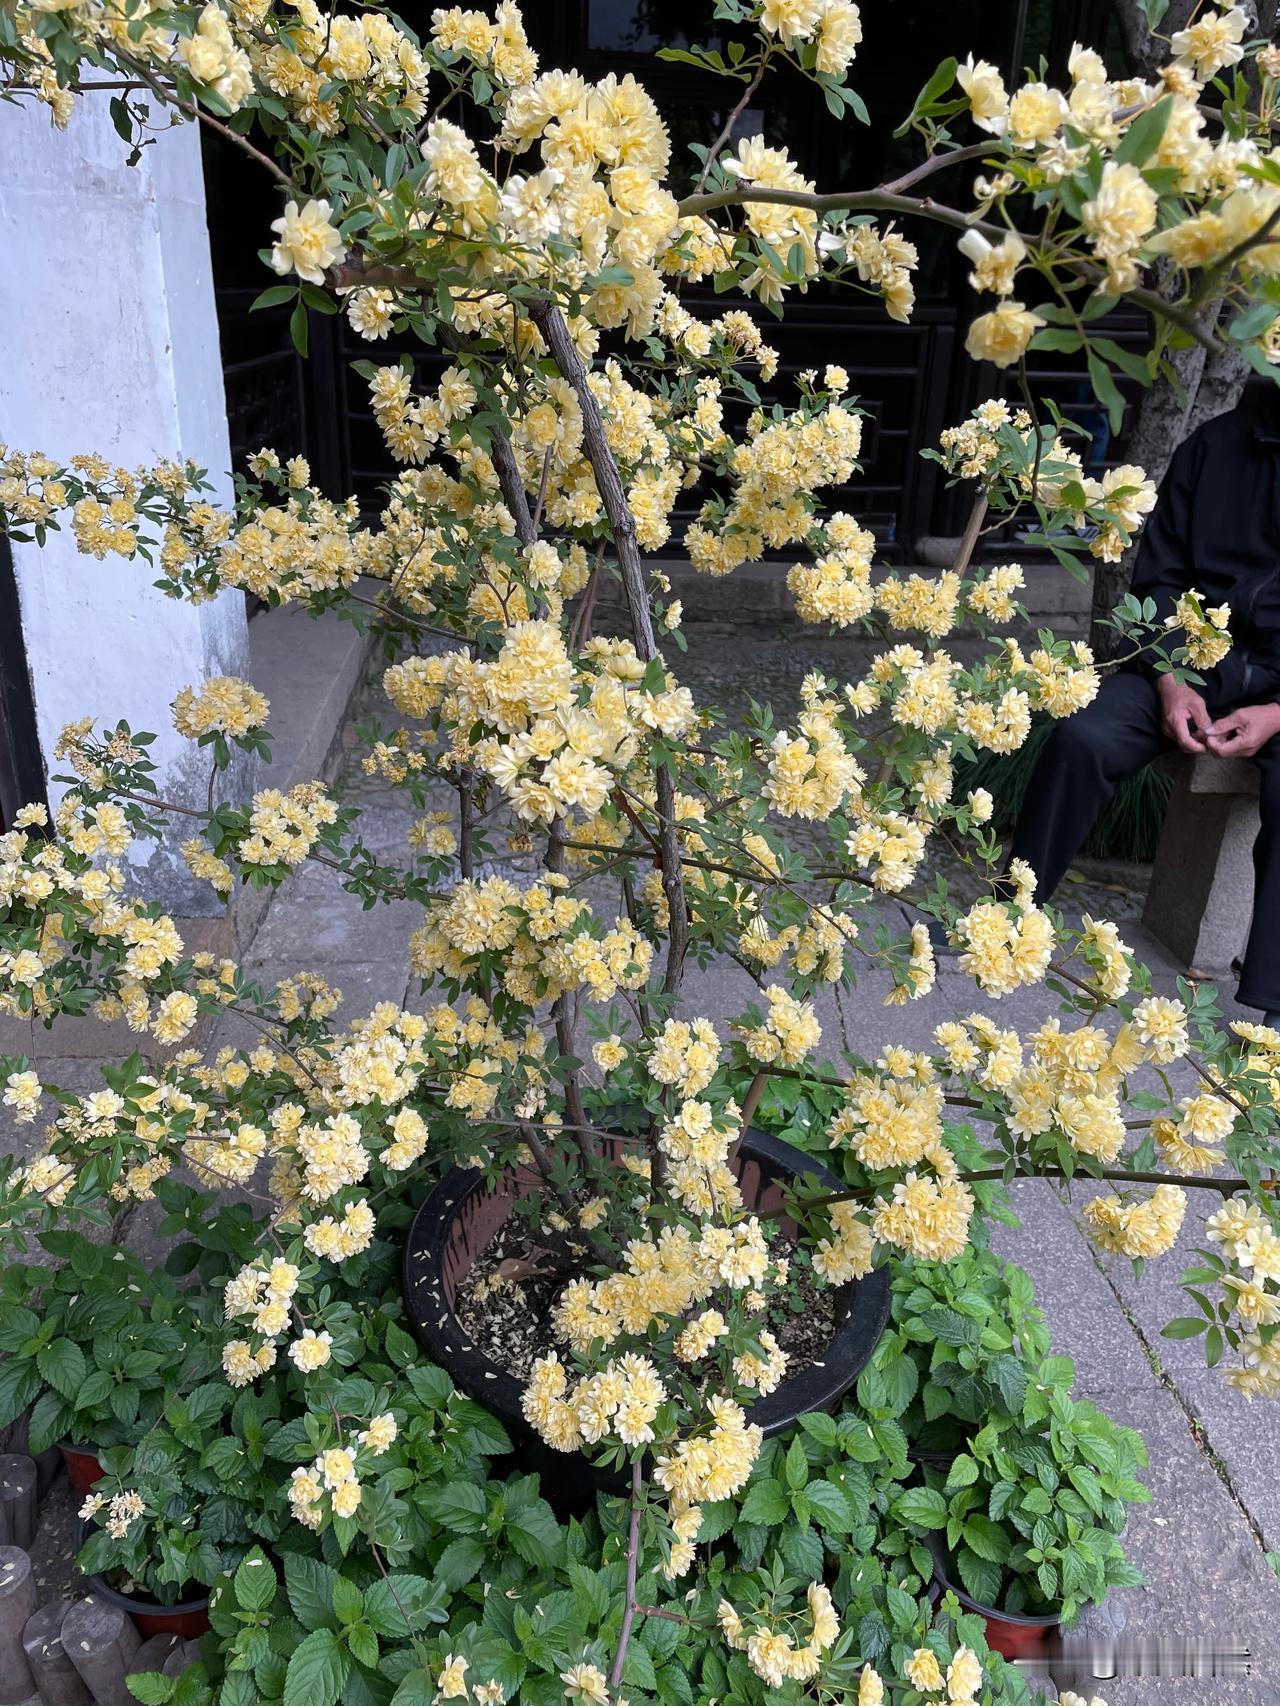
926 1534 1062 1660
58 1441 105 1497
77 1521 211 1638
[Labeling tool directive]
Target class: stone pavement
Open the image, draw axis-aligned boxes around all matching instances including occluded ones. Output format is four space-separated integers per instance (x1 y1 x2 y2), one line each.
6 624 1280 1702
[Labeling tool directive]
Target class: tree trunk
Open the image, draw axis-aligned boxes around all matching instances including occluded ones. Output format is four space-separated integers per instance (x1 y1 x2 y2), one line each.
1087 0 1271 655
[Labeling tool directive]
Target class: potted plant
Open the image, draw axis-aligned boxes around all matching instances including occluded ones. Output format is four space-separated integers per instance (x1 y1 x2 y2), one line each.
403 1123 891 1508
886 1247 1051 1466
897 1357 1148 1658
0 1231 217 1492
75 1387 271 1639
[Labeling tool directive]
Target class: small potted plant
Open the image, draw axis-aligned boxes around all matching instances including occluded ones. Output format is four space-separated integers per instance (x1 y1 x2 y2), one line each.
0 1231 217 1492
897 1357 1148 1657
75 1392 268 1637
888 1247 1051 1467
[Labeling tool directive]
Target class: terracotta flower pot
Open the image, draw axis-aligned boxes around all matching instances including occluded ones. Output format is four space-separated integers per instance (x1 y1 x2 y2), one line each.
926 1533 1062 1660
76 1521 211 1638
403 1125 891 1510
57 1441 105 1497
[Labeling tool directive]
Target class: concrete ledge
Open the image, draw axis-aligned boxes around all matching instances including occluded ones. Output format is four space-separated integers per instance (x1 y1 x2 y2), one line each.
596 554 1093 638
1143 753 1259 972
1156 751 1259 797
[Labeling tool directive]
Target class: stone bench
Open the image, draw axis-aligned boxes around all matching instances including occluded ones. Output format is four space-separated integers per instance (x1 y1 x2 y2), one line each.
1141 754 1259 973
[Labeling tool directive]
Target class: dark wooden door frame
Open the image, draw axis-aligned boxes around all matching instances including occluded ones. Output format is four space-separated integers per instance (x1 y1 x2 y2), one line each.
0 535 47 831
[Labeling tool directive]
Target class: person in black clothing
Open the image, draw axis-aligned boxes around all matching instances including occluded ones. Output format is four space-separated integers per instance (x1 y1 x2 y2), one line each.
1009 379 1280 1021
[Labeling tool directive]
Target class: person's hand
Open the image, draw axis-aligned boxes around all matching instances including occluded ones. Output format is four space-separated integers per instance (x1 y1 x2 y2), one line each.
1157 675 1213 753
1204 703 1280 759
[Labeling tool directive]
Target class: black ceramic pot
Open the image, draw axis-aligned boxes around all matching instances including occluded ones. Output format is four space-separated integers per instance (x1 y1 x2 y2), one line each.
402 1125 890 1509
76 1521 210 1638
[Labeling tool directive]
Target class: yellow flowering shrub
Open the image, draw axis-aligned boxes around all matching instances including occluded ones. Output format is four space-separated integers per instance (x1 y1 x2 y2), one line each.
2 2 1280 1698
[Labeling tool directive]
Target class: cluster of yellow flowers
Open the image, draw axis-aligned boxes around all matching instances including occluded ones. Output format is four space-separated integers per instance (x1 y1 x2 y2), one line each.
935 401 1160 564
1172 590 1233 670
817 221 919 322
172 675 269 740
550 1217 772 1358
952 14 1276 363
237 782 339 868
385 620 696 826
410 874 654 1007
287 1412 397 1528
953 871 1054 996
736 984 823 1067
522 1349 668 1452
1083 1183 1188 1260
0 783 243 1054
718 1581 842 1687
687 399 864 577
19 0 432 134
765 702 863 822
1205 1196 1280 1396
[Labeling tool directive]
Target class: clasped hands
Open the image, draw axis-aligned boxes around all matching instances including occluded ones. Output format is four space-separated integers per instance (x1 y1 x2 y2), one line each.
1158 675 1280 760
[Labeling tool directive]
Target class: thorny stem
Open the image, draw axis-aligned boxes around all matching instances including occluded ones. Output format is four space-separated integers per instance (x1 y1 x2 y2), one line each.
691 53 769 199
458 771 476 881
547 827 592 1165
610 1457 645 1691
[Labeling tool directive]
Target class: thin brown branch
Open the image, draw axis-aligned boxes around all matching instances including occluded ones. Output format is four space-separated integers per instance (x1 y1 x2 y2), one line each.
528 298 690 994
610 1458 645 1690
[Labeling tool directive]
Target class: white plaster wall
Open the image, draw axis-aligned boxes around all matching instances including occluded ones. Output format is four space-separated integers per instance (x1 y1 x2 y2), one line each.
0 94 251 907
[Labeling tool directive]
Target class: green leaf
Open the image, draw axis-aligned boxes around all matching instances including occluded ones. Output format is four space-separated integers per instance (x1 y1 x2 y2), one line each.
433 1536 486 1591
389 1669 434 1706
963 1514 1011 1563
289 300 309 359
250 284 299 311
803 1479 858 1533
384 1323 418 1369
893 1486 948 1530
1114 94 1172 168
1028 329 1084 355
284 1554 338 1632
895 56 958 135
1138 0 1170 26
785 1436 808 1491
988 1355 1027 1414
362 1575 446 1639
507 1499 563 1569
406 1363 453 1410
1087 350 1127 436
233 1550 277 1614
956 1546 1002 1607
37 1337 85 1401
740 1479 790 1528
332 1576 363 1627
126 1676 172 1706
1161 1317 1208 1339
282 1630 348 1706
945 1453 979 1491
779 1521 824 1579
0 1361 43 1430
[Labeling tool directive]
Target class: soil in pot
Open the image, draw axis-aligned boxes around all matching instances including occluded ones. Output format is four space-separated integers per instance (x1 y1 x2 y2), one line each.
403 1126 891 1512
77 1521 211 1638
926 1534 1062 1661
454 1215 839 1383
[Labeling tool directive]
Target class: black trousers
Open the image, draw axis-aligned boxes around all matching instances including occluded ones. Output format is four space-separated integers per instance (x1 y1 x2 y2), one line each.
1008 669 1280 1011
